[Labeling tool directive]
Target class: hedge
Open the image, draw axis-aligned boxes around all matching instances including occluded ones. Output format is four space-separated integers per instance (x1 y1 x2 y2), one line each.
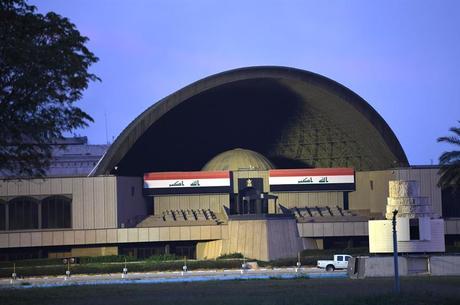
0 259 245 278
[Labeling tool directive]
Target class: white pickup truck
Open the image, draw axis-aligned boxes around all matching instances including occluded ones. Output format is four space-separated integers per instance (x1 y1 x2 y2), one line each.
317 254 352 272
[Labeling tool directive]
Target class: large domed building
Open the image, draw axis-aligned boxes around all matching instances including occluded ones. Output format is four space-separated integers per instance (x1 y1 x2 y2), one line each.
0 66 458 262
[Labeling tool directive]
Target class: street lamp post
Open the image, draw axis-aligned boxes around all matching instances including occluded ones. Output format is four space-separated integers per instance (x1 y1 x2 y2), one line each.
392 209 400 293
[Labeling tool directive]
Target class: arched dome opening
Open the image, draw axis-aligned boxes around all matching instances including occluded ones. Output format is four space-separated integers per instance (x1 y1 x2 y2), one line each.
93 66 408 176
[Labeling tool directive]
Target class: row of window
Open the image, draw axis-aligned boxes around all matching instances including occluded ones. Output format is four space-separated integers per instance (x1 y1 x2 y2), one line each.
50 161 97 167
0 196 71 231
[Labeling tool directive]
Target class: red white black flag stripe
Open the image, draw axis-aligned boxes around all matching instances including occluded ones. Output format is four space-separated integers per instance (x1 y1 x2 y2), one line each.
143 171 231 194
269 168 355 191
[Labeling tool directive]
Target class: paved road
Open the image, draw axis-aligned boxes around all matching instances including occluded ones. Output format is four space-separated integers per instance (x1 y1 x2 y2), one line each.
0 267 348 288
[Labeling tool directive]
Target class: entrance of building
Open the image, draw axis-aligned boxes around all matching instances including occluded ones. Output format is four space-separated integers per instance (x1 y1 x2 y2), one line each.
239 186 268 214
233 178 267 214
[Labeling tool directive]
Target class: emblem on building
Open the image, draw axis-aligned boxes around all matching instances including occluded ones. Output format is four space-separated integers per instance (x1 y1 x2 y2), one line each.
246 179 253 187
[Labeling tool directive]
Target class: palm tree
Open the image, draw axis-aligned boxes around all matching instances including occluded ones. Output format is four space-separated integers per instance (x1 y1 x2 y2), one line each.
437 121 460 191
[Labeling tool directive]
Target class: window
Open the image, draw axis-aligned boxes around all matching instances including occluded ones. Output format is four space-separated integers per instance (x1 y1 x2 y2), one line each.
442 187 460 217
345 256 350 261
0 201 5 230
41 196 71 229
409 219 420 240
337 256 343 261
8 197 39 230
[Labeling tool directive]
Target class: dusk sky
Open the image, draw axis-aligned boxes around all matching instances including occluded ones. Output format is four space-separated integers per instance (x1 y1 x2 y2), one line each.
33 0 460 165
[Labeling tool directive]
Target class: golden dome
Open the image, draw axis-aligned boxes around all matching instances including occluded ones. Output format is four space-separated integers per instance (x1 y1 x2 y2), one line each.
202 148 274 171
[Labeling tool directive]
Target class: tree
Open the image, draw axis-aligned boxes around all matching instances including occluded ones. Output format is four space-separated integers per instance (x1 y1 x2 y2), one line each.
0 0 99 177
437 121 460 191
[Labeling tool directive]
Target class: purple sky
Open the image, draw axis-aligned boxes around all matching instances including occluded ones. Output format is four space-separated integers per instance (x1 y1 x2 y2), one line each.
32 0 460 165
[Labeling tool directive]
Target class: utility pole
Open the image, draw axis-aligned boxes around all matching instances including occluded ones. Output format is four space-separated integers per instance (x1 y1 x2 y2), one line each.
392 209 400 293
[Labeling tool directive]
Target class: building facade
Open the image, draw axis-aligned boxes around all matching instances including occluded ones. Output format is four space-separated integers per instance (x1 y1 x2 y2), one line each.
0 66 458 261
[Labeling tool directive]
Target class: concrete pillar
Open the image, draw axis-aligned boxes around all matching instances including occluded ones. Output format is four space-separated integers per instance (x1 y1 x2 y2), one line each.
37 201 42 229
5 204 9 230
315 239 324 250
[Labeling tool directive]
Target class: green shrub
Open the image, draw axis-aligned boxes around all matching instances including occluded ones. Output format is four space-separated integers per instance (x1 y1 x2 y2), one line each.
445 245 460 253
145 254 178 261
257 248 370 268
78 255 138 264
0 258 64 268
186 260 242 270
217 253 244 259
300 247 369 257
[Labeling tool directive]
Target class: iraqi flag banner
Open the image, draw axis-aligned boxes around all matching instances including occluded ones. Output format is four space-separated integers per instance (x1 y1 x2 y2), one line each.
143 171 231 195
269 168 355 191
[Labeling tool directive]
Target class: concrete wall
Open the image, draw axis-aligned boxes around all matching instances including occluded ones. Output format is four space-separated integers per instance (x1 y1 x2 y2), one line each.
267 218 304 260
197 219 303 261
196 240 223 259
0 225 226 248
368 219 445 253
362 256 409 277
153 194 229 215
349 170 394 214
220 218 303 261
221 219 269 260
273 191 343 209
0 176 118 230
117 176 149 228
297 221 368 237
430 256 460 275
349 168 442 217
302 238 323 249
351 255 460 277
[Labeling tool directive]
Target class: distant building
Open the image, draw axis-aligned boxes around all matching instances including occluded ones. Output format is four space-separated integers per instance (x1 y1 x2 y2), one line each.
46 137 109 177
0 137 109 178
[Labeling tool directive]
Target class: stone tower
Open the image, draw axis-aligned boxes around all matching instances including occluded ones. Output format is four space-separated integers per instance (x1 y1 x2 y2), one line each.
369 180 445 253
386 180 436 220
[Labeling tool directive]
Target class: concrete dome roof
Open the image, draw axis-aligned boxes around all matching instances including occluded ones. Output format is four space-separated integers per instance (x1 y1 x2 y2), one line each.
93 66 408 176
202 148 275 171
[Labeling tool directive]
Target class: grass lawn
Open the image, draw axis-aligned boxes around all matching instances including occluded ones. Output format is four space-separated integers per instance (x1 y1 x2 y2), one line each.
1 277 460 305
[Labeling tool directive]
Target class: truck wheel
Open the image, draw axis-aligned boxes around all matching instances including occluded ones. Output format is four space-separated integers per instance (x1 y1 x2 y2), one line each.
326 265 335 272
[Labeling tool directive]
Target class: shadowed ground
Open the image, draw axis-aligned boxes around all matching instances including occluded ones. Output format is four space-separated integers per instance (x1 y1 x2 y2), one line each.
1 277 460 305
